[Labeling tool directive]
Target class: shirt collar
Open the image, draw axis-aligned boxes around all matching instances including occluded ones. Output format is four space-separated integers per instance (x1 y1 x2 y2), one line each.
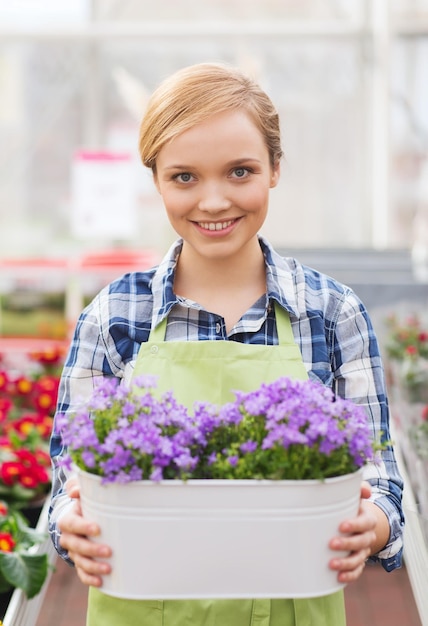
150 236 300 328
258 236 299 318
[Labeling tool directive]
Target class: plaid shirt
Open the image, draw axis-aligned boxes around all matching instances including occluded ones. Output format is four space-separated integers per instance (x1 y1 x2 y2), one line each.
49 236 404 570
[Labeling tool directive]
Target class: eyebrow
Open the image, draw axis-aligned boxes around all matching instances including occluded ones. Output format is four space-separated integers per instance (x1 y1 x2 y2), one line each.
163 158 262 171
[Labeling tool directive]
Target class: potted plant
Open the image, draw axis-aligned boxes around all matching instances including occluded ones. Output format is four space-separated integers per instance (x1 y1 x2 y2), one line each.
384 313 428 404
57 374 383 600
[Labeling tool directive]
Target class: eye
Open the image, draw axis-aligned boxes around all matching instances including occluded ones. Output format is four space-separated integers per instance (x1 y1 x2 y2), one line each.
172 172 194 183
231 167 250 179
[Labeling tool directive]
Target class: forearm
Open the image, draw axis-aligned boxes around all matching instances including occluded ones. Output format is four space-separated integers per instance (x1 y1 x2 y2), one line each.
366 501 390 556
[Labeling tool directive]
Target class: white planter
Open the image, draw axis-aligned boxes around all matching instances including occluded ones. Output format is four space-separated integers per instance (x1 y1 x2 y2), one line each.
77 469 362 600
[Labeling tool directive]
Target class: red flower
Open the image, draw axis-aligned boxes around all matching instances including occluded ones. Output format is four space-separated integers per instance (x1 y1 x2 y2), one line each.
0 398 12 422
30 347 65 366
0 371 9 392
0 461 24 486
12 376 34 397
19 467 49 489
0 531 15 552
9 413 53 439
418 332 428 342
0 449 51 489
14 449 39 467
36 415 53 438
33 376 59 415
422 406 428 422
405 345 418 356
33 449 51 467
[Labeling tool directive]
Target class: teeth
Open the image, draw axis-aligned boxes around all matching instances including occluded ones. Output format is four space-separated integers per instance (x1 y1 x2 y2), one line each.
199 220 234 231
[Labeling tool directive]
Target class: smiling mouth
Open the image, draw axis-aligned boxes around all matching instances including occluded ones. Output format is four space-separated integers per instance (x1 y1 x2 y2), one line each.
197 219 236 231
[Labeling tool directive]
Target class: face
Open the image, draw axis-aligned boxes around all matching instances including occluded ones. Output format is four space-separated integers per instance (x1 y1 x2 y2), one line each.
154 109 280 265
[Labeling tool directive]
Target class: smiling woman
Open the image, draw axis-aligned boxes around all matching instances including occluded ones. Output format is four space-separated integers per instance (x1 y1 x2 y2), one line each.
49 62 403 626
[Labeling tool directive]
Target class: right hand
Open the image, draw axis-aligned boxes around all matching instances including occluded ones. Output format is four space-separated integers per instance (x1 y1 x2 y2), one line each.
58 476 112 587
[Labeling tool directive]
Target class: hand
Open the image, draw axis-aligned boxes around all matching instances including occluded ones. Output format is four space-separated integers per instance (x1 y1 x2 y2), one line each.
58 476 112 588
328 481 378 584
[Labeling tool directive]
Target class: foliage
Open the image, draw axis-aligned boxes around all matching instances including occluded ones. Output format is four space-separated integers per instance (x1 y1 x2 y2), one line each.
0 501 48 599
384 314 428 403
384 314 428 361
58 375 383 484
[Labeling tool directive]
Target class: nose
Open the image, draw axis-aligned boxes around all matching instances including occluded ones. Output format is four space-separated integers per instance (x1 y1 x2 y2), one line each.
197 181 232 213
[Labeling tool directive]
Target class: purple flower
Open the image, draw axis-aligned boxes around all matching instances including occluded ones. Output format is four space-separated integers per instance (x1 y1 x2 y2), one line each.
60 375 380 483
240 440 258 454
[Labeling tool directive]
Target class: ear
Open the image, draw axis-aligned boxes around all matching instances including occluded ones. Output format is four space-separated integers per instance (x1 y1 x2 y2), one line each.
270 162 280 188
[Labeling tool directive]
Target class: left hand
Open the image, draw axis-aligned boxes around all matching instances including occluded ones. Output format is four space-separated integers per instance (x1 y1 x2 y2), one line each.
329 481 378 583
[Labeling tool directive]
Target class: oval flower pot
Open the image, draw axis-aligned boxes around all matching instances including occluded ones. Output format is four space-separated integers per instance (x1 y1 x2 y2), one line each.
77 468 362 600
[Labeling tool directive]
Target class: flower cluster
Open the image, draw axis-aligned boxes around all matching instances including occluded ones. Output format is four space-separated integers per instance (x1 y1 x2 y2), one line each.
384 314 428 361
58 375 381 484
0 347 63 505
384 314 428 404
0 500 48 599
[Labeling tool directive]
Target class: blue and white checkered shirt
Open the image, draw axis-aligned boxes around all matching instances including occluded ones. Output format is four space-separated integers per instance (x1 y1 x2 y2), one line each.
49 236 404 571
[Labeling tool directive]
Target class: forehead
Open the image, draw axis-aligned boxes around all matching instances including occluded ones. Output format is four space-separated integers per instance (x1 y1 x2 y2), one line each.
158 110 267 163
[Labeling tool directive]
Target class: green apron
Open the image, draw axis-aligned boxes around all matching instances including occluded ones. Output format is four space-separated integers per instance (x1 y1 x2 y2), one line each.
87 303 346 626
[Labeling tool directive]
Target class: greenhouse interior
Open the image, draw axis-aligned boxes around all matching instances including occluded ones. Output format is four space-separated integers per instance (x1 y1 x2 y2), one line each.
0 1 427 625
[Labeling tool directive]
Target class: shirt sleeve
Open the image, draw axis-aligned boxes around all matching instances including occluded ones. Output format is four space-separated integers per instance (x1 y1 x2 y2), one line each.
332 289 404 571
48 295 118 562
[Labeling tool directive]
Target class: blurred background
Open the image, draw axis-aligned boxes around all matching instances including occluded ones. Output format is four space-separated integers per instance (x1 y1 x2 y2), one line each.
0 0 428 338
0 0 427 255
1 0 428 341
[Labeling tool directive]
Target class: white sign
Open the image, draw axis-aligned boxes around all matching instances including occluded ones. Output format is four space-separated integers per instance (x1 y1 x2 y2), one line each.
71 151 137 240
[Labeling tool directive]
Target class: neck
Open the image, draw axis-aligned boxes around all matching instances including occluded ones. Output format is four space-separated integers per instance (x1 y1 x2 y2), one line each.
175 237 265 293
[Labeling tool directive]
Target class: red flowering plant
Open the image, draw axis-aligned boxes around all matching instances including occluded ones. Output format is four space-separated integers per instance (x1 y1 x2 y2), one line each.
0 499 48 598
0 346 64 507
384 314 428 404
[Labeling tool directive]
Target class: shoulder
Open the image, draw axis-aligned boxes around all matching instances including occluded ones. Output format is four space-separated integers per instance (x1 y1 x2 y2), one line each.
263 238 364 321
81 267 158 338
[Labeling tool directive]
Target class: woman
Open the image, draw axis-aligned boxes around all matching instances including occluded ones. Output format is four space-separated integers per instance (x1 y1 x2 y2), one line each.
49 63 404 625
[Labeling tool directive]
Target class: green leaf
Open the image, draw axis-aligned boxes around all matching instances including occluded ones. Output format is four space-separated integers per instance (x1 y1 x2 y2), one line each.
0 552 48 598
0 483 37 503
0 568 12 593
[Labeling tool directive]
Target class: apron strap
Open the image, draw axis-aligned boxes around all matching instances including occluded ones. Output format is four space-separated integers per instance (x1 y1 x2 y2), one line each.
148 301 294 345
273 301 295 345
149 315 168 342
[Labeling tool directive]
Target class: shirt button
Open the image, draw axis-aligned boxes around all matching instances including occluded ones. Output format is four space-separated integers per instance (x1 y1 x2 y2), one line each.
215 322 221 334
150 345 159 354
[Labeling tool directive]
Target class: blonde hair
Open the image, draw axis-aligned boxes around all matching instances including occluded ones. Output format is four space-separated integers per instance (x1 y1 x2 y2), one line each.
138 62 282 172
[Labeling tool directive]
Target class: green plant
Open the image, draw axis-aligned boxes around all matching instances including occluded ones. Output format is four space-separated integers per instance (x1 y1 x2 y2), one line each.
0 501 48 599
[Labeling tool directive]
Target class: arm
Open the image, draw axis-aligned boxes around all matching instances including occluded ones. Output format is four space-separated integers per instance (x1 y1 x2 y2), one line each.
48 299 120 584
328 290 404 579
329 483 390 583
